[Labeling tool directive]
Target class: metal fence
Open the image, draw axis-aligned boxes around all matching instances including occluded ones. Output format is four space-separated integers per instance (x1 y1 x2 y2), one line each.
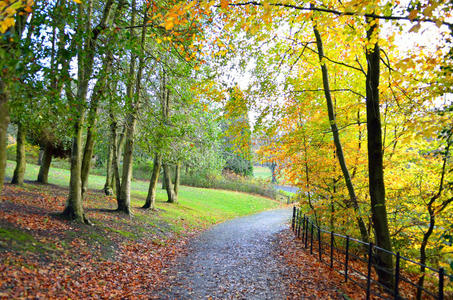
291 207 449 300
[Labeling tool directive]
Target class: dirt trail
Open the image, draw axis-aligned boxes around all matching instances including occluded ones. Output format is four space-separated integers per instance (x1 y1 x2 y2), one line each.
156 208 292 299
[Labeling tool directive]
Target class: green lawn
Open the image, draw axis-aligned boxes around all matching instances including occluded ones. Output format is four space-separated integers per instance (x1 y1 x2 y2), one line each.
253 165 272 180
5 161 281 231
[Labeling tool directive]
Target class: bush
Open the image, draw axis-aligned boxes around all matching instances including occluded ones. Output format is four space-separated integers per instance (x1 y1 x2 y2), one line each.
180 170 278 199
7 143 40 164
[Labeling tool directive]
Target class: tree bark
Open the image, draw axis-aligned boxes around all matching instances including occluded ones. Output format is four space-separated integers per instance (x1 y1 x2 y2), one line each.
143 153 161 209
37 144 52 184
174 161 181 196
104 139 114 195
38 149 44 165
312 18 369 242
118 118 135 214
0 80 9 194
62 0 115 223
0 8 30 195
81 53 113 196
365 18 393 287
80 0 121 197
62 117 88 223
117 0 148 214
161 169 167 189
416 136 450 300
110 118 122 201
163 163 177 203
270 162 277 184
11 122 26 185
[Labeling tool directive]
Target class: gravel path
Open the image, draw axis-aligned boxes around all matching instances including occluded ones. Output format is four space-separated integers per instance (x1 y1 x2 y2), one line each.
156 208 292 299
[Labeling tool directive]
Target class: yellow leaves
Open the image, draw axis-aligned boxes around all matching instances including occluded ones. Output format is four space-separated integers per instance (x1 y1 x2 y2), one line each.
0 0 34 33
0 16 14 33
185 1 196 10
164 19 174 30
262 1 272 25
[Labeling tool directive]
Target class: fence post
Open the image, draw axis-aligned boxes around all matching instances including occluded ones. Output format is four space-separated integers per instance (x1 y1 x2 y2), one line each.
297 214 301 238
296 213 299 237
292 206 296 230
366 243 373 300
302 215 305 241
310 222 314 254
330 231 334 268
394 252 400 300
304 218 308 248
439 267 444 300
318 227 322 261
344 236 350 282
295 209 299 234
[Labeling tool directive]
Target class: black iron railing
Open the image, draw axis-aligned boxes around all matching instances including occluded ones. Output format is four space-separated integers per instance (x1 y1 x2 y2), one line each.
291 206 449 300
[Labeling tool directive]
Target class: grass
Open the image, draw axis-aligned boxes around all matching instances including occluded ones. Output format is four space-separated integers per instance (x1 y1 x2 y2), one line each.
253 165 272 180
4 160 281 230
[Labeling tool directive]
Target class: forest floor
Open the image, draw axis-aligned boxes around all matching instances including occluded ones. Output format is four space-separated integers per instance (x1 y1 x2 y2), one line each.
0 163 281 298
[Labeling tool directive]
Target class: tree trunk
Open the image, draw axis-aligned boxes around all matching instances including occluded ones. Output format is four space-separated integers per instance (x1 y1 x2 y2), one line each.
270 162 277 184
11 122 26 185
62 0 115 222
416 208 434 300
416 137 450 300
161 170 167 189
174 161 180 196
104 140 114 195
0 80 9 195
62 117 89 224
365 18 393 287
117 0 142 214
38 149 44 165
312 18 369 242
37 144 52 184
118 117 135 214
303 133 318 224
163 164 177 203
110 119 122 201
0 8 30 195
143 153 161 209
81 125 95 196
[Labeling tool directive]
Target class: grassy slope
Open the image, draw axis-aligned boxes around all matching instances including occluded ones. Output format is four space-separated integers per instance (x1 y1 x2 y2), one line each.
5 161 281 231
253 165 272 180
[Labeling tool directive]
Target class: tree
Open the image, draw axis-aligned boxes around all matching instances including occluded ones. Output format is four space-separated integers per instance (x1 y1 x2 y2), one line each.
222 86 253 177
0 1 32 194
62 0 116 223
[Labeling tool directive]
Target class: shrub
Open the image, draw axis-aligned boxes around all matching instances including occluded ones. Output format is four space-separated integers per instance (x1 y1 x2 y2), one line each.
180 170 278 199
7 143 40 164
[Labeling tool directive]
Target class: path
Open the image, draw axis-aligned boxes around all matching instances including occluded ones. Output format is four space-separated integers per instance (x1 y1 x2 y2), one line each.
156 208 292 299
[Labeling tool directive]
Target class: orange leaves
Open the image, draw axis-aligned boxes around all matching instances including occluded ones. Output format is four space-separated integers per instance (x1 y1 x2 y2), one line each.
408 9 418 21
220 0 230 10
0 184 194 298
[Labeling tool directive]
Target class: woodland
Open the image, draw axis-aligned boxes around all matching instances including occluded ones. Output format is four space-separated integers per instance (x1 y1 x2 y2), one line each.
0 0 452 298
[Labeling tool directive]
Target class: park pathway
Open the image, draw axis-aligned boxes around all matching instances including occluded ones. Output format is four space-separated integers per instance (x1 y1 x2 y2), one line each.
155 208 292 299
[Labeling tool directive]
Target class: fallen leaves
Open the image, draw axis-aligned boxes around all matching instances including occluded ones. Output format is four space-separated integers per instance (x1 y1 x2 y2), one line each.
0 183 194 298
275 230 366 299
